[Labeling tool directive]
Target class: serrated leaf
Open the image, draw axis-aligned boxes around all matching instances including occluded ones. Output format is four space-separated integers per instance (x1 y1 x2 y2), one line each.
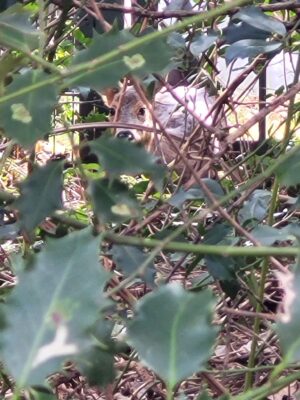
276 148 300 186
190 32 218 56
0 70 58 147
14 162 63 232
127 284 217 390
89 136 165 190
0 5 41 51
168 180 224 208
70 29 173 90
277 258 300 362
238 189 271 224
112 245 155 286
233 6 286 37
89 178 141 224
0 229 109 387
225 39 282 64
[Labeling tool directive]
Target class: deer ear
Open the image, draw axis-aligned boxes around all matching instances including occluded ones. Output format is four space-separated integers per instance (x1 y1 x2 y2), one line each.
103 87 119 105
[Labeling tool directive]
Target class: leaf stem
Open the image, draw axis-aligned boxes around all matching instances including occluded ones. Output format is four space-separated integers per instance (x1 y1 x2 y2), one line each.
104 232 300 257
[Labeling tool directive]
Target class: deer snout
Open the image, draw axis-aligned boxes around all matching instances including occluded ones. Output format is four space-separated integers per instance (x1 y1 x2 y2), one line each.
116 130 135 141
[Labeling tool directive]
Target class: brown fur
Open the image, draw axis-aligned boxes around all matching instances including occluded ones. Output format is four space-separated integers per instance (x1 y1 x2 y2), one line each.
105 85 220 180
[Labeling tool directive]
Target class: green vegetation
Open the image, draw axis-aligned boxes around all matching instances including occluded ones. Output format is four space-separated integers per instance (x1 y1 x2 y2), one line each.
0 1 299 399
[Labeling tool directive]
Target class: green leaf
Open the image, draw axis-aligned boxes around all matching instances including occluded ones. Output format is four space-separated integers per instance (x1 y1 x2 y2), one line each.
89 178 141 224
0 70 58 147
203 224 237 282
0 4 41 52
89 136 165 190
251 225 289 246
277 258 300 362
233 6 286 37
30 389 56 400
224 21 269 44
205 255 236 281
203 223 233 245
70 29 173 90
0 229 109 387
78 321 115 386
225 39 282 64
111 245 155 286
127 284 217 390
190 31 218 56
168 180 224 208
167 32 186 49
238 189 271 224
14 162 64 232
276 148 300 186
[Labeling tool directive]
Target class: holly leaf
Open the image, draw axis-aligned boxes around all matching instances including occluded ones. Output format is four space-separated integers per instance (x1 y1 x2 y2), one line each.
89 178 141 224
70 29 173 90
127 284 217 390
0 229 109 387
0 4 41 51
14 161 64 233
89 136 165 190
0 70 58 147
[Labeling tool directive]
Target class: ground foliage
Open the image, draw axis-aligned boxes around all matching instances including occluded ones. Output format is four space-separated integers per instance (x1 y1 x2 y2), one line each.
0 0 299 399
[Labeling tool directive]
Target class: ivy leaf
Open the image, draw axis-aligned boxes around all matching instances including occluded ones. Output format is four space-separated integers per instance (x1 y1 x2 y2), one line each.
276 148 300 186
70 29 173 90
0 70 58 147
127 284 217 390
78 321 115 386
169 180 224 208
238 189 271 224
203 223 237 281
251 225 289 246
14 161 64 233
89 136 165 190
223 21 269 44
233 6 286 37
225 39 282 64
0 4 41 52
89 178 141 224
111 245 155 286
0 229 109 387
190 31 218 56
205 255 236 281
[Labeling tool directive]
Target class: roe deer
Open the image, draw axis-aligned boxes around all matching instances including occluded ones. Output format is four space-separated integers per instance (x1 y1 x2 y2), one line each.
108 84 223 179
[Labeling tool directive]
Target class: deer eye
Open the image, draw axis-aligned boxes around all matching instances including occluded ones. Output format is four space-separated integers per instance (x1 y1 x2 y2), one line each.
138 107 146 117
109 107 116 116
